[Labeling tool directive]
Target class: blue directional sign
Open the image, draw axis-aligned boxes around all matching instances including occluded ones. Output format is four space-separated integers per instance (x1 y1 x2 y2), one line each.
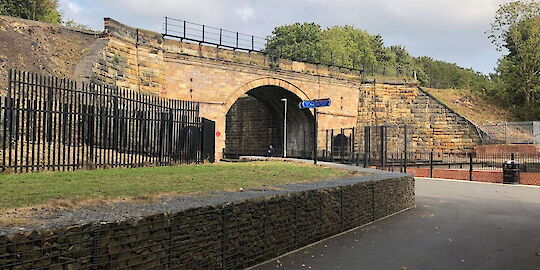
299 100 315 109
314 98 331 107
299 98 331 109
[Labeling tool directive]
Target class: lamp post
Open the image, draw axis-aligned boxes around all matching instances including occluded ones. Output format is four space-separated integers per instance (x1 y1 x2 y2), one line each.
281 98 287 158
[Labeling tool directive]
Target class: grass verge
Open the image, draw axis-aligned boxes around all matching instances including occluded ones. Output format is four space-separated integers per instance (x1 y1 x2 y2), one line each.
0 161 355 211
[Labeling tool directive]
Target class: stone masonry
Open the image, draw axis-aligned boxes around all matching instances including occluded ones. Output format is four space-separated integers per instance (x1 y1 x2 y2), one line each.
357 83 480 151
90 18 482 158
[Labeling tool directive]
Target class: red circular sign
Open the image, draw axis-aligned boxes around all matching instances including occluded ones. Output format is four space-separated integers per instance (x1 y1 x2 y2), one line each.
216 132 221 137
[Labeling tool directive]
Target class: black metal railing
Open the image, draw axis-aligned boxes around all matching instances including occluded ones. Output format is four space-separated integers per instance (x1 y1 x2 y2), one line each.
164 17 267 52
162 17 417 79
319 125 540 181
1 70 204 173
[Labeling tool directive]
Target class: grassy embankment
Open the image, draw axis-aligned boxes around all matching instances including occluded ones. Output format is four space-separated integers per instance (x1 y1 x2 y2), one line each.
0 161 354 212
424 88 516 125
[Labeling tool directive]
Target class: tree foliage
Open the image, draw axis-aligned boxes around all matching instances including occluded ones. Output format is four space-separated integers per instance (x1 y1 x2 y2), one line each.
265 23 323 62
485 1 540 120
416 57 491 91
488 0 540 51
0 0 62 24
264 22 492 92
491 15 540 119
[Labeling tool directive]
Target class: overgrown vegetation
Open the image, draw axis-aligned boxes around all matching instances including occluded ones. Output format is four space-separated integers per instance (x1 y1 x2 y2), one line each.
0 162 355 210
0 0 91 31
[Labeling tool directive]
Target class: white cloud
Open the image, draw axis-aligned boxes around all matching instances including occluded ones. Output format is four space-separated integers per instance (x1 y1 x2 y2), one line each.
234 6 256 22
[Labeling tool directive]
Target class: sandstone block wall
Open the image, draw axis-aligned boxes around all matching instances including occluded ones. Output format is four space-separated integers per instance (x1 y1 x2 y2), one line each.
92 18 165 94
357 83 481 152
0 175 414 270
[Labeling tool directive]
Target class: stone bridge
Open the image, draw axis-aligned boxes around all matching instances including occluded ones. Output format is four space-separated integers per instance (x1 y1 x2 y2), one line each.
81 18 481 159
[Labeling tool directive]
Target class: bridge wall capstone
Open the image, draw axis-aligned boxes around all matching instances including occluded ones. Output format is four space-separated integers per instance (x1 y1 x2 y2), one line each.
90 18 481 158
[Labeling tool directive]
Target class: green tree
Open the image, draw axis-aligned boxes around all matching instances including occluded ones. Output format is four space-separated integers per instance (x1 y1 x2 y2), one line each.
415 56 491 90
494 15 540 119
265 23 323 62
488 0 540 51
370 34 395 64
264 21 492 91
320 26 376 68
0 0 61 24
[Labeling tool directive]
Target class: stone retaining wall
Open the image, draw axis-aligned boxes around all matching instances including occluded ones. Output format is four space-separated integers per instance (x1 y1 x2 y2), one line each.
0 174 414 270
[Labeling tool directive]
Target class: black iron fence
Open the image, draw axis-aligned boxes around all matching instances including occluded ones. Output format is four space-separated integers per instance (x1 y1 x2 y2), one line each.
320 125 540 183
164 17 267 52
322 125 408 166
321 125 540 170
0 70 207 173
162 17 416 79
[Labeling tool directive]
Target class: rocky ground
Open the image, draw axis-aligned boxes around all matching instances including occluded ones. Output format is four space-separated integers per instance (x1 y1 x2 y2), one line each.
0 15 98 93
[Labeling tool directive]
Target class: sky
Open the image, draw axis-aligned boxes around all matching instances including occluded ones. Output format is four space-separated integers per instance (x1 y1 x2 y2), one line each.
58 0 514 75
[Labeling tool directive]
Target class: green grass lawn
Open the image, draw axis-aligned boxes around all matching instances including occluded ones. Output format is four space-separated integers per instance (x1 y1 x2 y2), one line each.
0 161 354 211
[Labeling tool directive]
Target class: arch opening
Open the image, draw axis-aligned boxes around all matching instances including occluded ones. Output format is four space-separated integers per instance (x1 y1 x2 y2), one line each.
225 85 314 158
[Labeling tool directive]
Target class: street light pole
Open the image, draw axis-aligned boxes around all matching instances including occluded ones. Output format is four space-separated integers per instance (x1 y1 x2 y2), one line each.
281 98 287 158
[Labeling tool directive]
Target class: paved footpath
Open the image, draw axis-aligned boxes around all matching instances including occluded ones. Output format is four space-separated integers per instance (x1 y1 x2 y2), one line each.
253 178 540 270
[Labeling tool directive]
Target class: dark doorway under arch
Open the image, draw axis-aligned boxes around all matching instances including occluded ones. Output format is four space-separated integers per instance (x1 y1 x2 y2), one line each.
225 85 314 158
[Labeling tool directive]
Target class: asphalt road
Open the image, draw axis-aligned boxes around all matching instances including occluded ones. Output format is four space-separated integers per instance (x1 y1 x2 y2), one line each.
253 178 540 270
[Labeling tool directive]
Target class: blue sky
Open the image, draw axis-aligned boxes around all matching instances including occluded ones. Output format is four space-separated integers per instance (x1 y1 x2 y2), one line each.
59 0 513 74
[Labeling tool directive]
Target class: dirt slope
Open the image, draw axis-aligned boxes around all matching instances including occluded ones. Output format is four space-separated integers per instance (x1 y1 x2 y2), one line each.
0 15 98 92
423 88 516 125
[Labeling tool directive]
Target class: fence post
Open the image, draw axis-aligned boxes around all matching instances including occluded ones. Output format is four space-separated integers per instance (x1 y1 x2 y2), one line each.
313 106 318 165
430 151 434 178
364 126 370 168
183 20 186 39
379 126 384 169
351 127 355 164
340 128 344 163
219 29 222 46
404 125 408 173
325 129 328 161
469 152 473 181
202 25 205 42
330 129 334 162
164 17 168 35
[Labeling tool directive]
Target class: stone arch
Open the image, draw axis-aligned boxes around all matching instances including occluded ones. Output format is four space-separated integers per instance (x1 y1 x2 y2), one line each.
223 77 312 113
224 77 314 158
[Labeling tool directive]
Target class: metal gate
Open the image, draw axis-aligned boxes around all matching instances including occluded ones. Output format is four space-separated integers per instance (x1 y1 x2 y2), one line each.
201 118 215 163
